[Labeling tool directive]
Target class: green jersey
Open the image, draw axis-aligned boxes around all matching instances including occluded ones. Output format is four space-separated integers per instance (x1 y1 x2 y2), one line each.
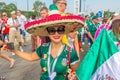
88 23 100 37
36 43 79 80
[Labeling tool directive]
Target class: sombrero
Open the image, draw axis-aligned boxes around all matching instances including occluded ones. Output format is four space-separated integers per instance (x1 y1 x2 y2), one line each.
25 4 85 36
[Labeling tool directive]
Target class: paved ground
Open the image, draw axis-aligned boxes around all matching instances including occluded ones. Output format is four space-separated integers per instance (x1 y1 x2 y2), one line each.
0 41 40 80
0 39 90 80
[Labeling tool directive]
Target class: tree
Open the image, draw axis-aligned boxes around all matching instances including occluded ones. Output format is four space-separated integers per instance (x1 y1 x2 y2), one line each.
6 3 17 12
22 11 38 19
33 1 45 16
0 2 7 16
103 10 115 18
0 2 6 10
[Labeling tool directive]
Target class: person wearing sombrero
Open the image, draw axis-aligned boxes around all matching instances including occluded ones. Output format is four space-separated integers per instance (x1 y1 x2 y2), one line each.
9 4 84 80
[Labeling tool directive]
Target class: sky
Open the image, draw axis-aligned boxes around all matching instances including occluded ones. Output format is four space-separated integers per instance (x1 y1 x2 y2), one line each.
0 0 120 14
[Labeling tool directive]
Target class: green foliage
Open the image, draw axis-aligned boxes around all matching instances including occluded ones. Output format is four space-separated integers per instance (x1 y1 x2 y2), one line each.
104 10 115 18
89 10 115 18
0 1 46 18
22 11 37 19
0 2 17 17
0 2 7 16
0 2 6 11
6 3 17 12
33 1 46 16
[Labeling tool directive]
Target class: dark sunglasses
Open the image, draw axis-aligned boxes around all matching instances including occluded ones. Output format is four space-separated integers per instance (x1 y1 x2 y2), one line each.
2 15 7 17
46 26 65 35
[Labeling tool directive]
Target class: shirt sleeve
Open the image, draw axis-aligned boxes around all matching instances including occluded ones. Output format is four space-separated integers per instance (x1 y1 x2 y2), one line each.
36 46 43 58
36 43 49 58
22 15 27 22
70 48 79 65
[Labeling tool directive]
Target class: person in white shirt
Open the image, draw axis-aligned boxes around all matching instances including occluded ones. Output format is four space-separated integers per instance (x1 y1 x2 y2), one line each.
17 10 27 46
7 11 23 52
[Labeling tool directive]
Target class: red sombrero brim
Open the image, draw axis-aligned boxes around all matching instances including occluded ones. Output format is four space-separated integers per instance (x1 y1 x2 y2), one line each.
25 15 85 36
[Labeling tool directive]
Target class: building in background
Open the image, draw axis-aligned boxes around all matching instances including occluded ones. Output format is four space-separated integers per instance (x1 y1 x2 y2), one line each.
74 0 80 15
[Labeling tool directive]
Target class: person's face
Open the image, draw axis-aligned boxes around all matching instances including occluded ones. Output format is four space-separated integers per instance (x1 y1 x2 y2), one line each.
47 25 65 43
56 1 67 13
71 23 83 32
93 18 99 23
40 10 48 19
11 13 17 19
86 16 90 20
16 11 21 16
2 13 7 18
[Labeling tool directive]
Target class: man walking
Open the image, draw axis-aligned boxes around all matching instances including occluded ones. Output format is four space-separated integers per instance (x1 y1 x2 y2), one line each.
17 10 27 46
7 11 23 52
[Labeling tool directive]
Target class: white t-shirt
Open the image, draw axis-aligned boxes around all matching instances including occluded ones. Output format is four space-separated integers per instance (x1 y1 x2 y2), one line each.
17 15 27 30
7 18 21 31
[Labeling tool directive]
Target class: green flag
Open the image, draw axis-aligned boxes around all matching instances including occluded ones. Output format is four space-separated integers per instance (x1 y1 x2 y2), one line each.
76 29 119 80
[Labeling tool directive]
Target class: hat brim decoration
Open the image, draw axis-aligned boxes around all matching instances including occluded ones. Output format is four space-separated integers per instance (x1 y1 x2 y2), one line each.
25 4 85 36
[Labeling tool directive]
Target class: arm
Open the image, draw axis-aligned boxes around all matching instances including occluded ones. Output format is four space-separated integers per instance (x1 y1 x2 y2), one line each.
73 35 80 58
70 61 80 71
69 48 80 71
36 36 41 48
7 18 21 28
87 32 94 42
13 49 40 61
7 24 21 28
0 40 4 46
23 15 27 23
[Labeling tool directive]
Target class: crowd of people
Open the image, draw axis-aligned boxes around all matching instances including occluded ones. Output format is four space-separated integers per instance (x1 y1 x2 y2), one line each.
0 0 120 80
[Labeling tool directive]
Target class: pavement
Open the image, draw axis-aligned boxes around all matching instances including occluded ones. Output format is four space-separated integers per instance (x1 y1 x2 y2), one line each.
0 41 40 80
0 38 90 80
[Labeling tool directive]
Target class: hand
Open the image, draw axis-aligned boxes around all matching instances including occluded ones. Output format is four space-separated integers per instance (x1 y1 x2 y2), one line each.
0 40 4 46
68 71 77 80
14 24 21 27
92 38 94 42
6 42 15 51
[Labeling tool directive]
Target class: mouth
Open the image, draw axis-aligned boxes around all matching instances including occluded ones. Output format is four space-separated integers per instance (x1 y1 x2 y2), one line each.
53 36 61 40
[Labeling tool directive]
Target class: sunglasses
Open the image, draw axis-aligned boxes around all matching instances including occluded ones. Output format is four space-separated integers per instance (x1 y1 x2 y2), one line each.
2 15 7 17
46 26 65 35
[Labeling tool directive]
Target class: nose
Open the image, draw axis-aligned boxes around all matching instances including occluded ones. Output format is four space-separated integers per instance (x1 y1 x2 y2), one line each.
55 31 59 35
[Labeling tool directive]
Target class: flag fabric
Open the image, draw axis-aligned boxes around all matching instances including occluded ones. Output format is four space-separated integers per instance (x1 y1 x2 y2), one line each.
76 29 119 80
94 24 110 39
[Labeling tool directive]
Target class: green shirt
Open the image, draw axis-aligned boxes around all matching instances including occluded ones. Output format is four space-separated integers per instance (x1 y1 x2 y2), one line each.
77 28 82 33
36 43 79 80
88 23 100 37
85 20 91 28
